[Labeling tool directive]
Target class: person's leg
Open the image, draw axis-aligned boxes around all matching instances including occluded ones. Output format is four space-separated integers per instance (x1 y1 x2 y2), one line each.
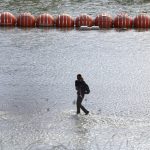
76 95 82 114
80 94 89 114
80 105 89 114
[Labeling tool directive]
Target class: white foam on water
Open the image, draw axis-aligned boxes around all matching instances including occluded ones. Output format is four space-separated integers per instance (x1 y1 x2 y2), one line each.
1 106 150 150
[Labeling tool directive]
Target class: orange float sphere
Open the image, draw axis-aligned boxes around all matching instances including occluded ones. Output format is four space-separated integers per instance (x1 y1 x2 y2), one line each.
55 14 74 27
95 13 113 28
134 14 150 28
0 12 16 26
17 13 35 27
114 13 133 28
75 14 93 27
36 13 54 27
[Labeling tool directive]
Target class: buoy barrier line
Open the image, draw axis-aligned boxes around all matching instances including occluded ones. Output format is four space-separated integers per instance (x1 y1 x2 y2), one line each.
17 13 35 27
45 14 48 26
140 15 142 27
39 14 45 26
62 15 64 26
55 14 74 27
114 14 133 28
95 13 113 28
148 15 150 27
75 14 93 27
1 12 150 28
101 14 104 28
0 12 16 26
75 15 79 27
36 14 54 27
75 15 77 27
135 15 137 28
81 15 83 26
102 14 104 28
0 14 1 25
124 17 126 28
102 14 106 28
58 15 60 27
117 15 119 27
134 14 150 28
103 14 109 28
141 15 144 28
62 15 64 27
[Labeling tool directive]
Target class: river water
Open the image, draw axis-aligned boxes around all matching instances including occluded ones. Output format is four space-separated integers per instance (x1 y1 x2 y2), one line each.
0 0 150 150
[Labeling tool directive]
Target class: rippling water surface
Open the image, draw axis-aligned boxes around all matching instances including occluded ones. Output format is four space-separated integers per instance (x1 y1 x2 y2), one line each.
0 0 150 150
0 0 150 16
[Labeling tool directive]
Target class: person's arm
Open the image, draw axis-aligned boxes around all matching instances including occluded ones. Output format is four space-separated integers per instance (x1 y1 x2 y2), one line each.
75 80 82 97
75 80 79 91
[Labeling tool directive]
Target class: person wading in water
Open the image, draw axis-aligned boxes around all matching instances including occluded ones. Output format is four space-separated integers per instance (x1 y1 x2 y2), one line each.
75 74 90 115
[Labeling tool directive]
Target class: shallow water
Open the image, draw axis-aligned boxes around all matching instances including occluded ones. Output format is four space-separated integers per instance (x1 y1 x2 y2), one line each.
1 0 150 150
1 27 150 150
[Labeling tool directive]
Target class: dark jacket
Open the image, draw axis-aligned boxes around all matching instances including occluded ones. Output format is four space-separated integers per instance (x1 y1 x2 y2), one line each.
75 80 90 96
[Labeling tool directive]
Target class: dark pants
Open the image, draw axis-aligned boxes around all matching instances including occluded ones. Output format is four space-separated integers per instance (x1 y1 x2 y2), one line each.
76 94 88 114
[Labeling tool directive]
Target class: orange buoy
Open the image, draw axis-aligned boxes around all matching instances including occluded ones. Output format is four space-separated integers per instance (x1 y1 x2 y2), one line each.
0 12 16 26
36 13 54 27
134 14 150 28
95 13 113 28
75 14 93 27
114 13 133 28
17 13 35 27
55 14 74 27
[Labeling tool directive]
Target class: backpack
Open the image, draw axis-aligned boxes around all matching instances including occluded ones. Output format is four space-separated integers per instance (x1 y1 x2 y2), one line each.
84 83 90 94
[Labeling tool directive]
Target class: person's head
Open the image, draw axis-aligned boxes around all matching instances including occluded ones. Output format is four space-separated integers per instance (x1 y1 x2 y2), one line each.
77 74 83 81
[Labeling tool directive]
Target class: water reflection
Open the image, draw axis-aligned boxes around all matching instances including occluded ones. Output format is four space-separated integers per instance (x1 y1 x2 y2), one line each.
17 27 35 31
98 28 113 32
36 26 74 32
134 28 150 32
114 28 132 32
0 26 16 31
1 25 150 33
56 27 74 32
72 115 90 150
36 26 55 32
